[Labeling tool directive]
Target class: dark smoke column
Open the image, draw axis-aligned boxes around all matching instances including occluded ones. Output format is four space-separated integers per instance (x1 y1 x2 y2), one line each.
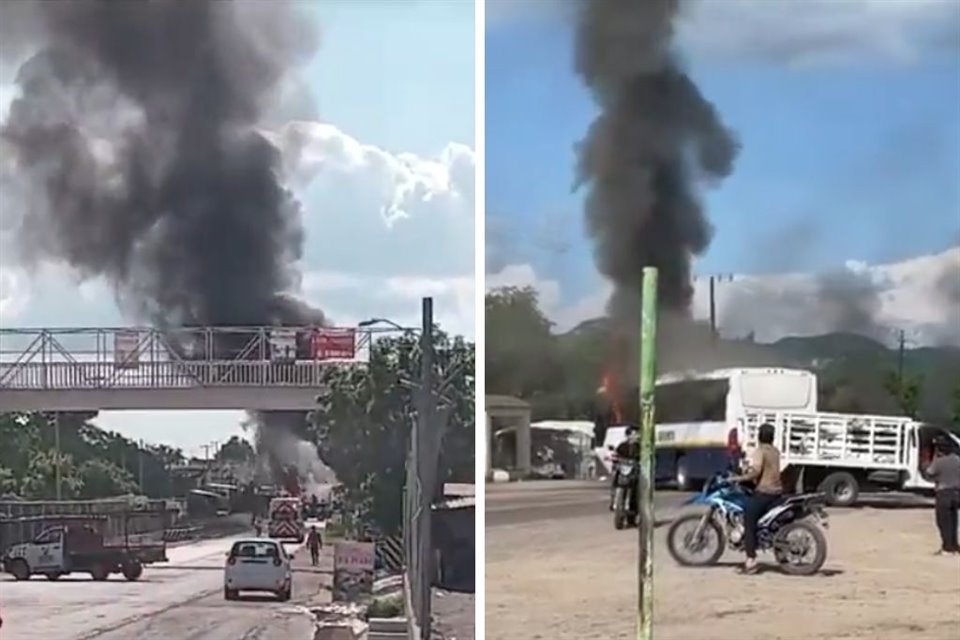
574 0 739 323
0 0 319 327
0 0 326 487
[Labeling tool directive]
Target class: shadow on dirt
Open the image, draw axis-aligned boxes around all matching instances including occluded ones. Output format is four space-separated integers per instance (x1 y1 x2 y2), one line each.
843 493 933 511
674 559 845 578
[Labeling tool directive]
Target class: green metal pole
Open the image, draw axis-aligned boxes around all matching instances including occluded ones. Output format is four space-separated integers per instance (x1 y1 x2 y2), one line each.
638 267 659 640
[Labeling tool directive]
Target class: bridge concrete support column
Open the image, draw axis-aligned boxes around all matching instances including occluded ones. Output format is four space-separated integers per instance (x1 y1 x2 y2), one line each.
515 412 531 475
484 395 532 478
485 412 493 476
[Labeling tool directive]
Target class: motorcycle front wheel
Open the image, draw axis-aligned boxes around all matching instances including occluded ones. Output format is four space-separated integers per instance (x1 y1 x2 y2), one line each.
772 520 827 576
666 513 726 566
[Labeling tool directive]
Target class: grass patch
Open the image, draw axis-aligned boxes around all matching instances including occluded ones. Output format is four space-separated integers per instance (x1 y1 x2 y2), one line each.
366 593 404 619
323 521 347 539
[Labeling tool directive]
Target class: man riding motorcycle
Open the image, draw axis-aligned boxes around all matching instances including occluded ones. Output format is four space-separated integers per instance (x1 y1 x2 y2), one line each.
728 422 784 574
609 425 641 510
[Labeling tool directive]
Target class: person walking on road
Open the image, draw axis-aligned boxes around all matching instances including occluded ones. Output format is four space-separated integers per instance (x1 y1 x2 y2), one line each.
306 525 322 566
730 423 784 575
925 437 960 555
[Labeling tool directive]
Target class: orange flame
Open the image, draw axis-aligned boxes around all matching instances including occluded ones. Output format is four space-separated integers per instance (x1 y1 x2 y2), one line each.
600 370 623 424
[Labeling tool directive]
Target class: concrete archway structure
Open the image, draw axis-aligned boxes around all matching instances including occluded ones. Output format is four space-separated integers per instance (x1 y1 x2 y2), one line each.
484 395 531 479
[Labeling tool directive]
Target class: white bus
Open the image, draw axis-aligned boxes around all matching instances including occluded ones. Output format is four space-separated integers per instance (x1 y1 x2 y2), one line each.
653 367 818 489
595 367 818 488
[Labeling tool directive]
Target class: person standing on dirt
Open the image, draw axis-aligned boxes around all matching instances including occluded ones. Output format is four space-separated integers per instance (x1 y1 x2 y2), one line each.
925 437 960 555
306 525 322 566
730 423 784 575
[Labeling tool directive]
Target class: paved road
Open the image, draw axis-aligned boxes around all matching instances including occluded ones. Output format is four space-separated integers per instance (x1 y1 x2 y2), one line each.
486 479 693 527
0 528 330 640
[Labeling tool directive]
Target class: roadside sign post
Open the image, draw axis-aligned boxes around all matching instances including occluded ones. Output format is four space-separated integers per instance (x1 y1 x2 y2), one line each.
638 267 659 640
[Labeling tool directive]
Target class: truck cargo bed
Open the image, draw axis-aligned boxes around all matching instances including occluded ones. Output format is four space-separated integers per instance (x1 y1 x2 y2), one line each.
744 411 914 470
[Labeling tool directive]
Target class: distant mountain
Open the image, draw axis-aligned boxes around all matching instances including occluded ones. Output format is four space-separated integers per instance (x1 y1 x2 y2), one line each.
556 321 960 423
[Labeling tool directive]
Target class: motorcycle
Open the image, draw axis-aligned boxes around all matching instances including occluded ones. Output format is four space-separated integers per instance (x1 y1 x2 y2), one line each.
612 459 639 530
666 473 830 575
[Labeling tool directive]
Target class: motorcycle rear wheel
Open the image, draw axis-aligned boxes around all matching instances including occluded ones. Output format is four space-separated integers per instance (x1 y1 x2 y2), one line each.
667 513 725 566
613 488 627 530
773 520 827 576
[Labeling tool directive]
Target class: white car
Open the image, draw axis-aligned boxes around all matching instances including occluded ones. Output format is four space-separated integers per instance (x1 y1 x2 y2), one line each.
223 539 292 601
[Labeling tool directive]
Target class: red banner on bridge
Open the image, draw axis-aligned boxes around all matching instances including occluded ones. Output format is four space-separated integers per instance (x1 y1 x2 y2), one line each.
310 329 356 360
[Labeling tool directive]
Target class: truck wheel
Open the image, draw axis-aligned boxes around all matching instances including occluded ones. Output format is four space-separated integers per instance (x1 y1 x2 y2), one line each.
818 472 859 507
122 561 143 581
224 588 239 601
8 559 30 581
90 564 110 581
45 572 63 581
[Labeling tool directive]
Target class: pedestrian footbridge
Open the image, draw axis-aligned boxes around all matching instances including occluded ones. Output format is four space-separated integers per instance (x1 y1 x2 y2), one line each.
0 325 370 411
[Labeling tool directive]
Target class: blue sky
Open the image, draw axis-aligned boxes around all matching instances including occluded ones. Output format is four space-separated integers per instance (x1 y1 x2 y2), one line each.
486 1 960 303
307 0 474 156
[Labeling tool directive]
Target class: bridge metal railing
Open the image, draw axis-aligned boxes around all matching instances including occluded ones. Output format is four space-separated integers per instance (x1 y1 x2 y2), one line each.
0 326 383 390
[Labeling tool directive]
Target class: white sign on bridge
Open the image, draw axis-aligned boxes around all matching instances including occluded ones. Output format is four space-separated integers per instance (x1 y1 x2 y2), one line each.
114 330 140 370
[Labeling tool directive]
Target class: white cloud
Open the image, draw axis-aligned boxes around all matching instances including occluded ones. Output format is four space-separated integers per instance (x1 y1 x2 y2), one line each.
487 246 960 346
487 0 959 67
679 0 959 67
267 121 475 280
0 121 475 338
301 270 474 338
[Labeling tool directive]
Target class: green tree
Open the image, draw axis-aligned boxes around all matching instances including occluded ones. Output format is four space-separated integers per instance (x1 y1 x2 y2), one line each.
78 458 138 499
883 371 924 418
0 411 189 500
18 450 84 499
0 466 17 495
310 330 474 535
216 436 256 464
951 384 960 427
486 287 563 398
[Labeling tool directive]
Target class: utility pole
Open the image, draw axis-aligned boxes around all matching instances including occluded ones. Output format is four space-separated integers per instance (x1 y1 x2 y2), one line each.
138 439 145 494
638 267 659 640
709 276 717 341
54 412 62 501
897 329 906 392
417 296 435 640
697 273 732 342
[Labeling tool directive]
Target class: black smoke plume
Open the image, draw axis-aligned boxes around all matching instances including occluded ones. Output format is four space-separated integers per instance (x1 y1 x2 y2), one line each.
574 0 741 385
574 0 739 324
1 0 319 327
0 0 327 485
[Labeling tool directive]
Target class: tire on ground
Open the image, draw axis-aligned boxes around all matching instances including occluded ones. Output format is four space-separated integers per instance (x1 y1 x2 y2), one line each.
817 471 860 507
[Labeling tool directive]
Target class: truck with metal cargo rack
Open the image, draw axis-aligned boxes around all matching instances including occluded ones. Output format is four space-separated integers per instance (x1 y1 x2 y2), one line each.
1 513 168 581
740 409 960 506
595 367 960 506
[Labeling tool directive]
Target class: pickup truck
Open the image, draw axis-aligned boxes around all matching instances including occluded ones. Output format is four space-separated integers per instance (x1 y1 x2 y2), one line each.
2 521 167 581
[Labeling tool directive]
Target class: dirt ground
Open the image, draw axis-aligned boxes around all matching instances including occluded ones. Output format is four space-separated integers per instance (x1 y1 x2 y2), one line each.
432 589 475 640
486 506 960 640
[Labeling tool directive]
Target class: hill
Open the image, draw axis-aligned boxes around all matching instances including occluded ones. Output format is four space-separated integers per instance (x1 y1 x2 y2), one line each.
554 319 960 423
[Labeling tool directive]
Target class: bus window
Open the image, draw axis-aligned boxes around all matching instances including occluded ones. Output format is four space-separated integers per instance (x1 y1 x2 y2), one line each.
656 379 729 423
